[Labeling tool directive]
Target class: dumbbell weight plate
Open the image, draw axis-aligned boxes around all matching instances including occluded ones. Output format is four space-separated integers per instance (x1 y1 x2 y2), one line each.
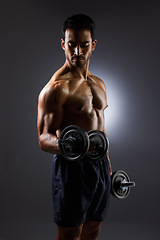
87 130 109 160
111 170 131 199
58 125 89 161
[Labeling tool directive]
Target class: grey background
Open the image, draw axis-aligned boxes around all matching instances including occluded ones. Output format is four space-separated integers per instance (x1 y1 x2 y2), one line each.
1 0 160 239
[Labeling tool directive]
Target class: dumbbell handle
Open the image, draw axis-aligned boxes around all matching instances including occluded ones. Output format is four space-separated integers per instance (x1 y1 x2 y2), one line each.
120 181 136 188
59 139 74 145
59 137 76 146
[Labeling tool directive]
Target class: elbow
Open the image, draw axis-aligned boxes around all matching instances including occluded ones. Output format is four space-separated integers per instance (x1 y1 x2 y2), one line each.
39 141 45 152
38 132 59 154
38 135 47 152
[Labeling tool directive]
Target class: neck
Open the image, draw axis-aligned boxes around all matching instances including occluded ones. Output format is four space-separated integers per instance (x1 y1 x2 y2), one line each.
64 60 90 80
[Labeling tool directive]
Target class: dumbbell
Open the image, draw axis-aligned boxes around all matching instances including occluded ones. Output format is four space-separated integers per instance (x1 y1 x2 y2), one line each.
58 125 108 161
111 170 135 199
58 125 135 199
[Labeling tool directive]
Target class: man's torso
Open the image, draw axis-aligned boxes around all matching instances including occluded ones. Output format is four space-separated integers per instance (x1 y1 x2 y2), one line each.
42 67 108 133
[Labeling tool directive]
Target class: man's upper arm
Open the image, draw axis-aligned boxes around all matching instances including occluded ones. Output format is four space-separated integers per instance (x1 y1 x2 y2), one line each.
37 81 68 137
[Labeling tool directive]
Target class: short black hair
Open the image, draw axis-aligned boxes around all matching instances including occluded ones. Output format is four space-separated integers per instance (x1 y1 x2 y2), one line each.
62 14 96 40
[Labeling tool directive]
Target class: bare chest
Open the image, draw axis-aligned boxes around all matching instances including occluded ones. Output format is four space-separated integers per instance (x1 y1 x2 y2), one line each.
65 80 107 112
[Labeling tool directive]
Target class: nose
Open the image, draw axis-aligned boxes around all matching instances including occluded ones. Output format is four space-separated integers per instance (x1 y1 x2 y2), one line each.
74 46 82 56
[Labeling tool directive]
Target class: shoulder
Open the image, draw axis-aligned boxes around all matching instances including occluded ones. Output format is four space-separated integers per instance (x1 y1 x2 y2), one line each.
38 76 69 111
89 74 106 91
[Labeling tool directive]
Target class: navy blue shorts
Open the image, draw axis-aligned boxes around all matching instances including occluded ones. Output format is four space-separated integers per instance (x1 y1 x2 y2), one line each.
51 154 111 227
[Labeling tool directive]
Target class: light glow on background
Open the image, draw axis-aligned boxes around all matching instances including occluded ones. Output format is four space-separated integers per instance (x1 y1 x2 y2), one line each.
92 69 129 138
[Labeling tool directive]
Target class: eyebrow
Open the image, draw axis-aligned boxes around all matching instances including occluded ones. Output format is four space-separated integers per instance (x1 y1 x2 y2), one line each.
68 41 90 43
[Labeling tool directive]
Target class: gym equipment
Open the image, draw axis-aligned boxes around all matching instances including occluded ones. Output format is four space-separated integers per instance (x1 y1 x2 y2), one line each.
58 125 108 161
58 125 89 161
87 130 109 160
59 125 135 199
111 170 135 199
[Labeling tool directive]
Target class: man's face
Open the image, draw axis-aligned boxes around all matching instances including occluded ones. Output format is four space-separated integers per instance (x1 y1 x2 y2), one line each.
61 28 97 68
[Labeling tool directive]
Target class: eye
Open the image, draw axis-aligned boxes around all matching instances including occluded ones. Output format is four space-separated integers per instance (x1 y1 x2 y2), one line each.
68 43 76 48
81 43 89 48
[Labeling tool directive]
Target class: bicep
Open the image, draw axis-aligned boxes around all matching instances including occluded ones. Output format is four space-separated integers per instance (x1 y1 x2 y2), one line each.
37 106 63 137
37 85 66 137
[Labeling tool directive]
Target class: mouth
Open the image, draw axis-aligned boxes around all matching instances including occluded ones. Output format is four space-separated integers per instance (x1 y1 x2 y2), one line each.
72 56 85 61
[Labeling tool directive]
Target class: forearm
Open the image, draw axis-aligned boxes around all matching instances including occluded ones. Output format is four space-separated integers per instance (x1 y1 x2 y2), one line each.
103 129 112 175
107 150 112 175
39 133 60 154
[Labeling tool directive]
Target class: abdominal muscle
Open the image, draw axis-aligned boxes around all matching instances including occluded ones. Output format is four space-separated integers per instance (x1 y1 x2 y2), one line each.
61 106 104 132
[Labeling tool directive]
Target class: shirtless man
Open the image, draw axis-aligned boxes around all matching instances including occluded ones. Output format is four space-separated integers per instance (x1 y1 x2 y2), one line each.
37 14 112 240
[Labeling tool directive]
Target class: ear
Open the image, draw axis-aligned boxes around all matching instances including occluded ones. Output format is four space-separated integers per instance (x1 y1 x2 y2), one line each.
92 40 97 51
61 38 65 50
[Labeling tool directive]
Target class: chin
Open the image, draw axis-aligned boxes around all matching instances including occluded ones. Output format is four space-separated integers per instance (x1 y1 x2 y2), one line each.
74 60 88 68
